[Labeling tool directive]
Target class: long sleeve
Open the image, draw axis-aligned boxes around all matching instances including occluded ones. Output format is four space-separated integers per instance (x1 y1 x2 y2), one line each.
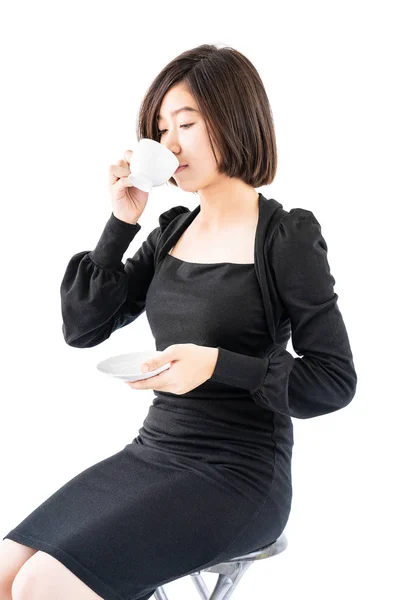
60 212 160 348
208 209 358 419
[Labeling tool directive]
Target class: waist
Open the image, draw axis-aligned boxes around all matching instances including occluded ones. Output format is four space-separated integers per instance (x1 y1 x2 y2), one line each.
140 401 293 453
151 394 274 435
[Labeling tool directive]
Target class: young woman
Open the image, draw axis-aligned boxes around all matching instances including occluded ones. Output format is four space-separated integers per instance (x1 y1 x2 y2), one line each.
1 43 357 600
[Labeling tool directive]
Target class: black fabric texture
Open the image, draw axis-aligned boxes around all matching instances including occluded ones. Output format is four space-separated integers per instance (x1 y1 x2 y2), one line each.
2 193 357 600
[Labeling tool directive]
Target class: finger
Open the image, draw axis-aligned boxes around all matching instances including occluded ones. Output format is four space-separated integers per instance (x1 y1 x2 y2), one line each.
141 352 175 374
126 376 152 389
112 174 134 192
126 373 166 390
124 149 133 166
108 163 130 187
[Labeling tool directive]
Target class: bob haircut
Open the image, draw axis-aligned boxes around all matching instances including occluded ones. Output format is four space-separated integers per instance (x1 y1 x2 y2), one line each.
136 43 277 191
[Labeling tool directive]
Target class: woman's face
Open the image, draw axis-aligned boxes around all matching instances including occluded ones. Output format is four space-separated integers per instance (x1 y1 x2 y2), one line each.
157 82 222 192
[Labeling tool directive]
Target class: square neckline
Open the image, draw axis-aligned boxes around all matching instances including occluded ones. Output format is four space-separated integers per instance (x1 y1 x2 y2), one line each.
166 194 260 266
166 252 255 266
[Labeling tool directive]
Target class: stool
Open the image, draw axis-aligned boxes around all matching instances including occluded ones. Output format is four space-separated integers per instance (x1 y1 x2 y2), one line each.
153 531 288 600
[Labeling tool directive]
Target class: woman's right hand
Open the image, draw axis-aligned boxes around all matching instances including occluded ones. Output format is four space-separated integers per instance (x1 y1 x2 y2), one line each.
109 149 149 224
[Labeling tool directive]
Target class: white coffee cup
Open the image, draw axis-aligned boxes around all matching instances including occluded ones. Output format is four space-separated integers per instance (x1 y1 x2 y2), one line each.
127 138 179 192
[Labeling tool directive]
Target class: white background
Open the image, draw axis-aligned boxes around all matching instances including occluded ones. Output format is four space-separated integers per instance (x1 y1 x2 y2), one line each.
0 1 398 598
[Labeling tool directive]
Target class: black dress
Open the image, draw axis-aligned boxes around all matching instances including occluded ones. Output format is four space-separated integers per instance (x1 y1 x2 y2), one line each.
3 248 293 600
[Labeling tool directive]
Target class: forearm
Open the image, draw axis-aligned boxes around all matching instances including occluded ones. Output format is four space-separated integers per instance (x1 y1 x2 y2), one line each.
206 346 220 379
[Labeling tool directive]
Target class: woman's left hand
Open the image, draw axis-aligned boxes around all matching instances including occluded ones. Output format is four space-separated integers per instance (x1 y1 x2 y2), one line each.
125 343 219 395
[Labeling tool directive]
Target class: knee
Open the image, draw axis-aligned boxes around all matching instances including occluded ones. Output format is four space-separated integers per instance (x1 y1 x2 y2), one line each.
0 578 13 600
11 565 37 600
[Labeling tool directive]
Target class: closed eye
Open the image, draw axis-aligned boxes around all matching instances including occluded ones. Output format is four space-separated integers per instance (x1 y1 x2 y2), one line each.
158 123 194 135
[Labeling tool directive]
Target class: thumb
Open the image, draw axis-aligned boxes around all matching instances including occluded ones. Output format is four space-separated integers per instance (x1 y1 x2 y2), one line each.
141 346 177 373
124 149 133 166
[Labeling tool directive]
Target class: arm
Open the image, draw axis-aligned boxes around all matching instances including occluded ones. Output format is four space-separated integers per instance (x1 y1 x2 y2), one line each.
60 212 159 348
208 210 357 419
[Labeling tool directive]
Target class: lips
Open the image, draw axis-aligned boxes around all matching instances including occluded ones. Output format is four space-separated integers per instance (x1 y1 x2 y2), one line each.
175 164 188 173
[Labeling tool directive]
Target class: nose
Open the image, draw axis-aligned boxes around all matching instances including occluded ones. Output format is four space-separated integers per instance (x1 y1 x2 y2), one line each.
159 126 182 148
162 138 181 158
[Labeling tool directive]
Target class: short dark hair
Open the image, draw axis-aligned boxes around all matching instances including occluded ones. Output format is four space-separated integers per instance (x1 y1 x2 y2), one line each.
136 43 277 190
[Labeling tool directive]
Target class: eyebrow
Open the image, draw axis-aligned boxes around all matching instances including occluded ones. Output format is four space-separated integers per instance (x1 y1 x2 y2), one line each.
156 106 199 122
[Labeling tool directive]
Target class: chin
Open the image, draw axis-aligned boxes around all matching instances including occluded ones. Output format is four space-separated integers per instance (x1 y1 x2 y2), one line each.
174 181 199 193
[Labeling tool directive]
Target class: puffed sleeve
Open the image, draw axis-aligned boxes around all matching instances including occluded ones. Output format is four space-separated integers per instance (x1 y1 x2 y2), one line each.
60 207 188 348
208 209 358 419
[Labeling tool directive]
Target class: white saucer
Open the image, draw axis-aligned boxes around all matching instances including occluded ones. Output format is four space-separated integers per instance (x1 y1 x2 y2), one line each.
96 350 171 382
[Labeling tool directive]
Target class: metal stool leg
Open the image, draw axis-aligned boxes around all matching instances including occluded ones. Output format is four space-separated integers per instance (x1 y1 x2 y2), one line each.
153 534 288 600
190 571 211 599
190 560 253 600
154 560 253 600
153 586 169 600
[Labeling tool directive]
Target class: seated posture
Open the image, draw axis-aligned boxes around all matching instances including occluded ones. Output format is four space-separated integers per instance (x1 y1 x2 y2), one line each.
1 43 357 600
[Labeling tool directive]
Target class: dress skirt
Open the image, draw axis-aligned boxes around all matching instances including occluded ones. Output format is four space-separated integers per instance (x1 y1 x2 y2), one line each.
3 432 291 600
2 236 294 600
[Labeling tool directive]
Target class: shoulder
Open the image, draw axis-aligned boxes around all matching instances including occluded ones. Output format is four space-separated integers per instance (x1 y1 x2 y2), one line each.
271 207 322 245
268 207 328 268
158 205 191 233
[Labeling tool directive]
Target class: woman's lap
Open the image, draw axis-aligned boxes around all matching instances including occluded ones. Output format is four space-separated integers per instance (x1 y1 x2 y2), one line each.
3 441 289 600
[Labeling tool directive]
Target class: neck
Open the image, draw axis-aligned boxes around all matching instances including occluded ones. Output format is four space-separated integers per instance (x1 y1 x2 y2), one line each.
195 181 260 233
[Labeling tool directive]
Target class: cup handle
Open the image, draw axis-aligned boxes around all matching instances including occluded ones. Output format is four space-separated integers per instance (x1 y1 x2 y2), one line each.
128 173 153 192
